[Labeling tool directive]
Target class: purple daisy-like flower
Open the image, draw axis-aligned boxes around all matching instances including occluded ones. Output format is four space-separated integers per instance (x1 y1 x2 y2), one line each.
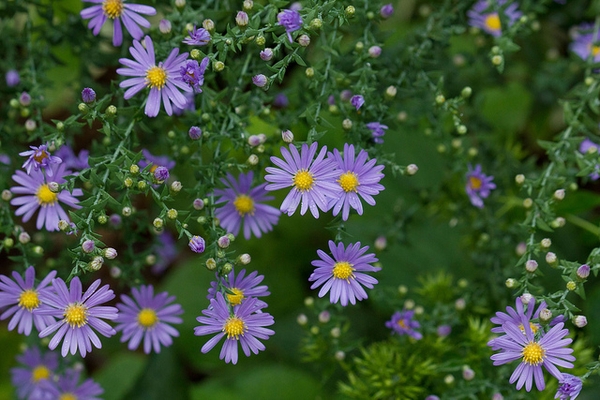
490 319 575 392
10 163 83 231
366 122 388 144
327 143 385 221
0 266 57 336
19 144 63 177
308 241 380 306
570 23 600 63
37 277 118 357
489 297 546 349
350 95 364 110
194 292 275 364
180 57 210 93
385 310 423 340
183 25 211 46
80 0 156 47
114 285 183 354
465 164 496 208
207 268 270 308
579 138 600 180
467 0 522 37
41 368 103 400
555 374 583 400
117 36 192 117
213 171 281 239
10 347 59 400
277 9 302 42
264 142 339 218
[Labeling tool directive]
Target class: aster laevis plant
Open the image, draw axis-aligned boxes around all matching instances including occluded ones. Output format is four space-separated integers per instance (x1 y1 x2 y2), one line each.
213 171 281 239
555 374 583 400
0 266 57 336
466 0 522 37
114 285 183 354
264 142 338 218
182 25 211 46
10 347 59 400
10 163 83 231
207 268 270 308
277 9 302 42
489 319 575 392
327 143 385 221
488 296 546 349
194 292 275 364
570 23 600 63
465 164 496 208
80 0 156 47
19 143 62 177
41 368 103 400
385 310 423 340
180 57 210 93
117 36 192 117
308 241 380 306
37 277 118 357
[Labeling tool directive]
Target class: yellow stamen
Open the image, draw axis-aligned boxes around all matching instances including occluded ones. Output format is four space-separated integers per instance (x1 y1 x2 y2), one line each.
592 45 600 57
293 170 314 191
522 342 545 366
33 150 49 164
397 319 407 329
233 195 255 216
59 393 77 400
338 171 359 192
36 184 58 206
223 316 246 340
146 66 168 90
518 322 539 335
64 303 88 328
227 288 245 306
18 289 40 311
332 261 354 280
31 365 50 382
137 308 159 329
469 176 482 190
102 0 124 19
484 13 501 31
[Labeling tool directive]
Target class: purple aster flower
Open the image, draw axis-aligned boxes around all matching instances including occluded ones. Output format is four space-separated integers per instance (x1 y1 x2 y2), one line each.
10 347 59 400
350 95 364 110
213 171 281 239
11 163 83 231
194 292 275 364
467 0 522 37
385 310 423 340
80 0 156 47
117 36 192 117
488 297 546 350
207 268 270 307
265 142 339 217
41 368 103 400
465 164 496 208
180 57 210 93
81 87 96 103
570 23 600 62
366 122 388 144
153 166 169 182
308 241 380 306
55 145 90 172
490 320 575 392
327 143 385 221
189 235 206 253
0 266 57 336
37 277 118 357
115 285 183 354
555 374 583 400
579 138 600 180
6 69 20 86
139 148 176 171
19 144 63 177
277 9 302 42
151 232 178 274
183 25 211 46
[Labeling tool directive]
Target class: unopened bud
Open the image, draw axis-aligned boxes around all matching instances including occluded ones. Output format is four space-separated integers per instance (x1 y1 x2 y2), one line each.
106 105 117 115
385 85 397 98
406 164 418 175
540 238 551 249
247 154 259 165
523 198 533 209
203 19 215 32
217 235 231 248
282 129 294 143
462 367 475 381
298 34 310 47
539 308 552 323
342 119 353 130
461 87 472 98
18 232 30 244
167 209 178 220
566 281 576 291
89 256 104 271
574 315 587 328
553 189 565 201
205 258 217 271
577 264 590 279
297 314 308 326
153 218 164 229
545 252 557 264
122 206 132 216
171 181 182 192
318 311 330 323
525 260 538 273
82 239 95 253
104 247 117 259
374 236 387 251
345 5 355 17
213 61 225 72
1 190 12 201
505 278 517 288
239 253 251 264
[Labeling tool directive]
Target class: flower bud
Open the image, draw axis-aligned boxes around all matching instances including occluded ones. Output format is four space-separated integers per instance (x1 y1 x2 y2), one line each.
167 209 178 220
318 311 330 323
122 206 132 216
189 126 202 140
298 34 310 47
334 351 345 361
281 129 294 143
545 252 557 264
106 105 117 115
247 154 259 165
255 35 265 46
539 308 552 323
18 232 30 244
342 119 353 130
374 236 387 251
345 5 355 17
159 19 172 34
462 367 475 381
153 218 164 229
205 257 217 271
522 198 533 208
222 263 233 274
154 166 169 182
521 293 533 305
89 256 104 271
193 198 205 210
213 61 225 72
297 314 308 326
566 281 576 291
252 74 267 87
525 260 538 273
574 315 587 328
104 247 117 259
189 235 206 253
505 278 517 288
455 298 466 310
305 67 314 78
406 164 418 175
368 45 381 58
310 18 322 30
3 238 14 248
217 235 230 248
239 253 251 264
175 0 185 8
385 85 397 98
110 266 121 278
243 0 253 10
515 242 526 256
171 181 182 192
461 87 472 98
260 48 273 61
1 190 12 201
48 182 60 193
330 327 341 338
380 3 394 18
577 264 590 279
236 11 249 27
82 239 95 253
553 189 565 201
203 19 215 32
540 238 551 249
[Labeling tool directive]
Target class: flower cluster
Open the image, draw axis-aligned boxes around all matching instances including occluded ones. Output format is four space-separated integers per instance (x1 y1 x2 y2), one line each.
467 0 522 37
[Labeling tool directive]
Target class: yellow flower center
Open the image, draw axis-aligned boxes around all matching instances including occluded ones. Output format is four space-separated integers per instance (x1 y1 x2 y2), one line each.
338 171 359 192
332 261 354 280
102 0 124 19
64 303 88 328
233 194 255 216
146 66 168 90
592 45 600 57
59 393 77 400
227 288 245 306
521 342 545 366
518 322 539 335
18 289 40 311
293 170 314 191
137 308 159 329
31 365 50 382
223 316 246 340
33 149 49 164
484 13 501 31
469 176 482 190
36 184 58 206
397 319 407 329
